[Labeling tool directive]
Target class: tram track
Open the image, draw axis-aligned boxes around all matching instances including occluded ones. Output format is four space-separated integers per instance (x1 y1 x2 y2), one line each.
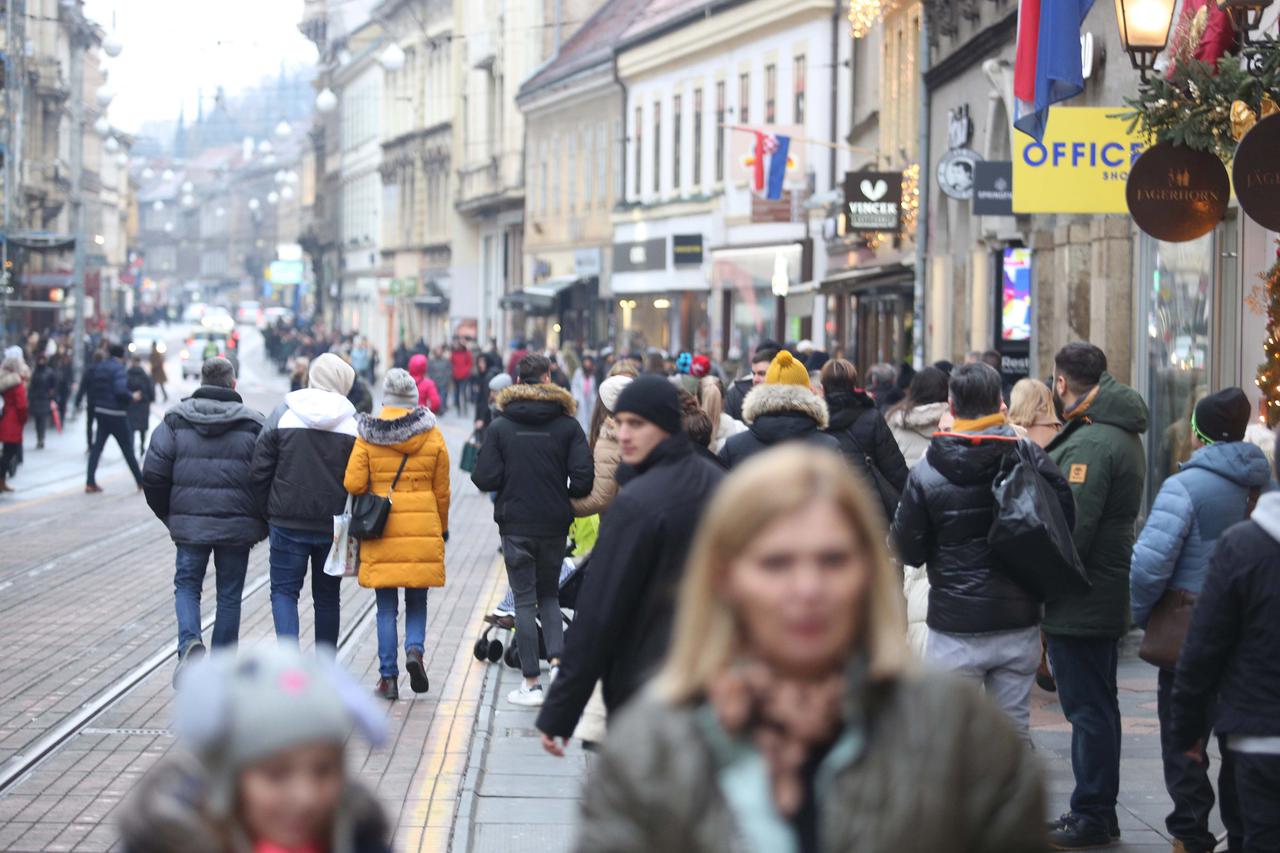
0 574 377 795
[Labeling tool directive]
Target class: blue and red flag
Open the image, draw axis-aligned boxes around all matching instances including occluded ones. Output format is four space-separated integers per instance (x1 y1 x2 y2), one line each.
1014 0 1094 140
753 131 791 200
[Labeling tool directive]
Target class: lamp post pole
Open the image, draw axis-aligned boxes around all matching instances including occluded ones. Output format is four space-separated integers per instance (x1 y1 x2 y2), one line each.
70 21 88 388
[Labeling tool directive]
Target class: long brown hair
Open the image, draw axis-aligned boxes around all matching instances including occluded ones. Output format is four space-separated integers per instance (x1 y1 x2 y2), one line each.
587 361 640 452
698 376 726 444
657 446 910 703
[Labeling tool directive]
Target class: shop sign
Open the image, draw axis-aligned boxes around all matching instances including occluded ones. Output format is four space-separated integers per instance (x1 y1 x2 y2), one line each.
573 248 602 277
973 161 1014 216
612 237 666 273
1126 142 1228 243
672 234 704 266
268 259 304 285
947 105 974 149
388 278 403 295
1232 114 1280 231
843 171 903 232
1013 106 1149 214
937 148 980 200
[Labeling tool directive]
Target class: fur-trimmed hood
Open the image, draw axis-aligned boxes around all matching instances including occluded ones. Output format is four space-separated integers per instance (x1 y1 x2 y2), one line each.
496 382 577 424
742 383 829 429
356 405 437 452
887 401 949 433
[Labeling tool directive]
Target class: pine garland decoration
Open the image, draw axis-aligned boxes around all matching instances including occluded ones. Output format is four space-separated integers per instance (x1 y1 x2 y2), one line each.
1255 243 1280 427
1120 38 1280 164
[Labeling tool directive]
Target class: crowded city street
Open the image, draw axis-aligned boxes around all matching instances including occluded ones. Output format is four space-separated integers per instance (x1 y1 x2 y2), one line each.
3 0 1280 852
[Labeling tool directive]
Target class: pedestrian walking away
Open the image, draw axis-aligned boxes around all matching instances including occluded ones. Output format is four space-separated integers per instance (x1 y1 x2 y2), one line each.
252 352 359 651
85 343 146 493
719 350 838 468
149 340 169 403
1044 342 1149 850
1171 468 1280 853
1130 387 1272 853
471 353 593 707
891 362 1075 742
537 375 724 744
574 446 1045 852
820 357 909 525
27 353 57 449
0 352 30 491
571 355 597 436
141 357 266 685
118 645 391 853
450 340 474 414
343 368 451 701
569 373 633 518
76 348 105 450
407 352 442 413
127 355 155 457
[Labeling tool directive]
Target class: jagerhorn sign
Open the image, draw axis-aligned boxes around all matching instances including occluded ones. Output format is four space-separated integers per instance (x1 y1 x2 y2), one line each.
1233 114 1280 232
1125 142 1229 243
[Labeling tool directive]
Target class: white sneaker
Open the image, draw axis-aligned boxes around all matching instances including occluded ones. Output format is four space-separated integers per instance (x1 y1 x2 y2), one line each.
507 682 544 707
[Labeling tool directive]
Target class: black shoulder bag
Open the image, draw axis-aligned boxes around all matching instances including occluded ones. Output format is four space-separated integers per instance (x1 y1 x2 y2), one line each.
843 419 902 523
350 455 409 540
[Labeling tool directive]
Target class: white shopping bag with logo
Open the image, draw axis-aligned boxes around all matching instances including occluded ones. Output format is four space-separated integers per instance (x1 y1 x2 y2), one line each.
323 495 360 578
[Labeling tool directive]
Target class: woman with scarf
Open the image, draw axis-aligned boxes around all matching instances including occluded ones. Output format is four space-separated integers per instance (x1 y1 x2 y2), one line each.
575 445 1045 852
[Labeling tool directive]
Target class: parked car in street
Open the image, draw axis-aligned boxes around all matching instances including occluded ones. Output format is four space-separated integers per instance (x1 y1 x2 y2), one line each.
180 328 229 380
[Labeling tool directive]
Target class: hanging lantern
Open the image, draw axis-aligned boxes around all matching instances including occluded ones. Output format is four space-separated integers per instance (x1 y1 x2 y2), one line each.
1113 0 1178 80
93 116 111 137
379 42 406 72
95 84 114 108
1217 0 1275 44
102 33 123 58
275 120 291 138
104 136 120 153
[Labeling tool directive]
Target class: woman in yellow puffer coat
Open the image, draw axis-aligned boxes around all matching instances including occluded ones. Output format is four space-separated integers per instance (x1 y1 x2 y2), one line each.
343 368 450 702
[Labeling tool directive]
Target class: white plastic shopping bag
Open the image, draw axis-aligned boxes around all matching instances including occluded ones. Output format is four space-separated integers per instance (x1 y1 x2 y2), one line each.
323 495 360 577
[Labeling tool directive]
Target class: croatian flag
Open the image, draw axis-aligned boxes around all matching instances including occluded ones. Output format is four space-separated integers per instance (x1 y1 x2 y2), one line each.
1014 0 1094 140
754 132 791 200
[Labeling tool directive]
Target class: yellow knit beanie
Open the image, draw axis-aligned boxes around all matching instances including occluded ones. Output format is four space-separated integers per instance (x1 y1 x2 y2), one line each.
765 350 811 387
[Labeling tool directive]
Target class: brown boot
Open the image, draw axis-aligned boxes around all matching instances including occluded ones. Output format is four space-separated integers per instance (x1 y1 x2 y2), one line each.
0 479 11 493
374 677 399 701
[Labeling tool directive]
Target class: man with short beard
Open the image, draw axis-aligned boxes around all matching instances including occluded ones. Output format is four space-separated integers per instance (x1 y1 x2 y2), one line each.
1044 342 1149 850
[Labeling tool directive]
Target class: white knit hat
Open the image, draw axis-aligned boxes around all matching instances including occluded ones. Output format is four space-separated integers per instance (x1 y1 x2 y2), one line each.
309 352 356 395
598 375 633 413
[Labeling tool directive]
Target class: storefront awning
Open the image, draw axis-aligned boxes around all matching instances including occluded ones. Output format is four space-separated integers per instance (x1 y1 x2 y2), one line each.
525 274 585 301
611 268 707 295
502 275 596 313
821 262 913 291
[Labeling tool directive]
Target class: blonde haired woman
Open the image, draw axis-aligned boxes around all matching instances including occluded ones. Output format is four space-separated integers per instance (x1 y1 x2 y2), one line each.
576 446 1045 852
1008 378 1061 448
698 375 746 452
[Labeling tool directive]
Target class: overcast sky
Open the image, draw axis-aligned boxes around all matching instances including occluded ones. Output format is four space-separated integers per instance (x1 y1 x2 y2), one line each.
83 0 318 133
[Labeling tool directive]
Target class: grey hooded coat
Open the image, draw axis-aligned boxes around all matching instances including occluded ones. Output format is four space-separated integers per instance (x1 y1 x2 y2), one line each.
143 387 267 547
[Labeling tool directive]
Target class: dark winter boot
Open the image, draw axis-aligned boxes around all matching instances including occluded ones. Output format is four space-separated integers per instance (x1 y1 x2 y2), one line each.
375 677 399 701
406 649 429 694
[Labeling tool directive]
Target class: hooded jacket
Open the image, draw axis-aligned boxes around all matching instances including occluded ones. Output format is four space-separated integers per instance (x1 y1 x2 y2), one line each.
251 388 358 533
27 362 56 407
87 356 131 416
1130 441 1272 629
1046 373 1149 637
825 390 909 514
575 671 1044 853
471 383 593 538
538 433 724 738
118 752 391 853
891 424 1076 634
1171 491 1280 747
571 415 621 518
0 365 28 444
886 401 950 468
723 375 752 422
343 406 450 589
407 353 441 413
718 384 839 469
142 387 267 547
126 365 154 431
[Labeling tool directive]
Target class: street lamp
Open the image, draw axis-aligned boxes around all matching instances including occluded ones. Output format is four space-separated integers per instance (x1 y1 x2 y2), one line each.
93 116 111 137
316 88 338 113
379 42 406 72
1217 0 1275 45
95 84 114 108
102 33 122 58
104 136 120 153
1113 0 1177 81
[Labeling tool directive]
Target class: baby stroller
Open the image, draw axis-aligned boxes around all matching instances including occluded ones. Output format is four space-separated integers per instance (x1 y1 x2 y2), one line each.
473 552 587 668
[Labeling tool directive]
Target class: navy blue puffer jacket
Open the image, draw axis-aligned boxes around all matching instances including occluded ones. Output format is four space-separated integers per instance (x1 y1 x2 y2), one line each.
87 357 131 416
142 386 267 546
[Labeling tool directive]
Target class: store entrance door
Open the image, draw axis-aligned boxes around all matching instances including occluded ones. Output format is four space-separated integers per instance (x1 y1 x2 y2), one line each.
848 284 913 370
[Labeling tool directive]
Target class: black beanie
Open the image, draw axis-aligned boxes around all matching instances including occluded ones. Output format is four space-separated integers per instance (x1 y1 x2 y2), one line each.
1194 387 1251 444
614 374 683 435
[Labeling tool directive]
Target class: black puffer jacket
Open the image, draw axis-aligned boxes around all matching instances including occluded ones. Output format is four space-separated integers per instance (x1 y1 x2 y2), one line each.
825 390 909 517
251 388 358 533
471 383 593 538
87 356 131 416
143 387 266 547
891 426 1075 634
1171 492 1280 747
723 376 752 422
126 365 154 431
538 433 724 738
718 383 839 469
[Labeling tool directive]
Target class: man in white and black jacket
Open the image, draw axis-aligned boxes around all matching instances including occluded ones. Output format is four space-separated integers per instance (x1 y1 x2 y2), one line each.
251 353 358 651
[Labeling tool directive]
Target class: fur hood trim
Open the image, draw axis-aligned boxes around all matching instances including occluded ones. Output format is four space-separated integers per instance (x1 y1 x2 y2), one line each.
888 401 949 432
742 383 829 429
356 406 437 444
496 382 577 416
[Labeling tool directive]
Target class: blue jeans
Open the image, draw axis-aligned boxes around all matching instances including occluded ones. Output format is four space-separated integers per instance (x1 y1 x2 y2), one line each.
1046 634 1121 832
173 543 249 654
269 525 342 650
86 413 143 487
375 588 427 678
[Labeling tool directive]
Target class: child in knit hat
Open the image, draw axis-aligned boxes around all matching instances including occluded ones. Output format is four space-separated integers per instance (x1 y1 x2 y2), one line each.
118 646 390 853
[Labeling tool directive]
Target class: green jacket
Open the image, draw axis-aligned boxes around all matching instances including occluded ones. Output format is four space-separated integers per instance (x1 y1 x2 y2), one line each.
1045 373 1149 637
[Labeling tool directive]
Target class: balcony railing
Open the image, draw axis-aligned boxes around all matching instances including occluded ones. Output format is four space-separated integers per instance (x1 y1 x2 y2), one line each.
456 150 523 213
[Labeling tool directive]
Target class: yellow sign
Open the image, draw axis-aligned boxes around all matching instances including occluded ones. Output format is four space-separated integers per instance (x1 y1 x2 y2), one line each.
1013 107 1150 214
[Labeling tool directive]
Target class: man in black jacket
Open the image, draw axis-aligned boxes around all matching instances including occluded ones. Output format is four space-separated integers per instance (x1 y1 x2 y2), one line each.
472 354 593 707
820 357 908 524
143 357 265 682
537 376 724 752
1172 485 1280 851
891 362 1074 742
251 353 358 651
722 343 777 422
719 350 839 468
85 343 145 493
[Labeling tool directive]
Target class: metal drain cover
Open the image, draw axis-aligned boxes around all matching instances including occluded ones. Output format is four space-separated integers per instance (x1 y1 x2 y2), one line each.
80 728 172 737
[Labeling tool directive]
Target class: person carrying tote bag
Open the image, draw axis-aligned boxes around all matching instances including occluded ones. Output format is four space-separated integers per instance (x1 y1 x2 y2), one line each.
343 369 451 702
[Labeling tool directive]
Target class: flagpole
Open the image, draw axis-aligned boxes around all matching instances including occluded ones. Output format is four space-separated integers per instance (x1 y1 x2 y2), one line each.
719 123 879 156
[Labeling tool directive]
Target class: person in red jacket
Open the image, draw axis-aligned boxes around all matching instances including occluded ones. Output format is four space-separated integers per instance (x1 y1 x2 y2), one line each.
0 353 30 492
450 340 474 415
407 353 441 413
